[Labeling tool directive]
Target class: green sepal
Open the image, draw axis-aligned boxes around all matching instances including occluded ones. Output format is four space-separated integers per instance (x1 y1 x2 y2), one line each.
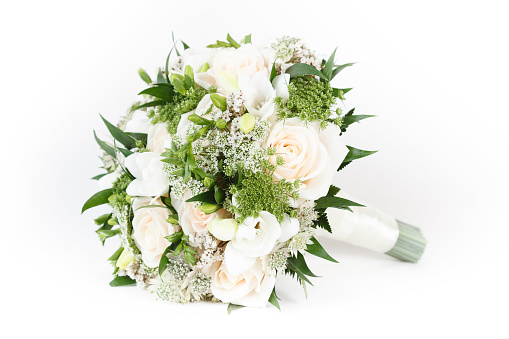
100 114 136 150
109 275 136 287
305 237 339 263
286 63 328 81
227 304 245 314
82 188 113 214
186 190 217 204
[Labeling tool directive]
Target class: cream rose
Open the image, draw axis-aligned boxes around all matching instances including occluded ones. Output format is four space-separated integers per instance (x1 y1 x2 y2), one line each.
132 197 175 268
212 45 268 77
210 258 276 308
265 118 349 202
171 192 223 235
147 123 170 155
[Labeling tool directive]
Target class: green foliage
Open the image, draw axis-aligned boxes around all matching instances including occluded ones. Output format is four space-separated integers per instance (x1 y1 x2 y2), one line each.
100 114 137 150
207 33 245 49
285 252 317 297
322 47 337 80
331 63 355 80
109 275 136 287
227 304 245 314
314 196 364 211
285 63 328 81
91 173 108 180
338 146 378 170
108 173 133 211
275 76 337 127
268 288 281 311
82 189 113 214
340 108 375 133
138 84 175 102
305 237 339 263
229 171 299 223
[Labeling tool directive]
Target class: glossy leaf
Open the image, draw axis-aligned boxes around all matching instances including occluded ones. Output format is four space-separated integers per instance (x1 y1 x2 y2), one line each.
138 86 174 102
322 47 337 80
286 63 328 81
109 275 136 287
314 195 364 210
305 237 338 263
342 146 378 164
331 62 355 80
186 190 216 204
82 188 113 213
133 100 166 111
268 288 281 311
94 131 116 158
100 114 136 150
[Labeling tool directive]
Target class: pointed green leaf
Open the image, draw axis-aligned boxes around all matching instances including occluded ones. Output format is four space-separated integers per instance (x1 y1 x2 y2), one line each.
82 189 113 213
327 185 341 197
182 41 190 49
158 246 172 276
186 190 217 204
157 69 167 84
332 88 353 98
91 173 108 180
138 86 174 102
322 48 337 80
286 261 314 285
315 212 332 233
315 195 364 210
286 63 328 81
341 115 376 130
133 100 166 111
125 132 148 144
227 304 245 314
288 252 319 277
100 114 136 150
331 62 355 80
138 68 152 85
342 146 378 164
109 275 136 287
270 63 277 82
94 131 116 158
108 247 124 262
226 34 240 48
268 288 281 311
305 237 339 263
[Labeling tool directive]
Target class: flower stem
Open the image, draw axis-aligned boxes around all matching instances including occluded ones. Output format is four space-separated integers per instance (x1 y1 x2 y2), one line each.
385 221 427 263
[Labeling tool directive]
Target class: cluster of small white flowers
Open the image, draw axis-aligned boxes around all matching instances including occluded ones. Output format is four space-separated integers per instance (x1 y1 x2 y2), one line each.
268 250 290 271
188 231 224 269
272 36 322 73
186 271 212 300
288 227 316 256
113 206 141 258
150 273 190 303
164 163 207 199
297 201 319 228
118 260 157 289
227 90 246 116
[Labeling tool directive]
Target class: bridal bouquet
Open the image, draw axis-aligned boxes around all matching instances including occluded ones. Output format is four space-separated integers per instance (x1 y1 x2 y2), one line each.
83 34 426 310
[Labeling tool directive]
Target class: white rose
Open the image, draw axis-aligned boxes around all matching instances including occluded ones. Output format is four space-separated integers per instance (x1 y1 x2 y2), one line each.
265 118 349 202
132 197 175 268
170 192 221 235
238 71 276 122
97 172 120 190
125 152 169 197
125 111 151 134
224 211 281 275
147 123 170 155
210 258 275 308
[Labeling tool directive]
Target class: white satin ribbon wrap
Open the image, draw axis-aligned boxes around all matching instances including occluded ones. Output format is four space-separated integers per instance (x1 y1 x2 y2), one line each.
324 192 399 253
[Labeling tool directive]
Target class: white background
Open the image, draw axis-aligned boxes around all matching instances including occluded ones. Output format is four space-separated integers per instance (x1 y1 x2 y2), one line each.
1 0 508 338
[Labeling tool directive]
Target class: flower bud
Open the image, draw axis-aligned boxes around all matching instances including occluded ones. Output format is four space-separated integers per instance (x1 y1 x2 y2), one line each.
208 217 238 241
239 113 256 133
198 62 210 73
184 65 194 79
203 177 215 188
138 68 152 85
116 249 135 270
167 214 179 225
215 118 227 129
210 93 227 111
200 202 221 214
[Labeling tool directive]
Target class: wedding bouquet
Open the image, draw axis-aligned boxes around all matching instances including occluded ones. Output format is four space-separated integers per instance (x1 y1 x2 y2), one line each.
83 34 426 310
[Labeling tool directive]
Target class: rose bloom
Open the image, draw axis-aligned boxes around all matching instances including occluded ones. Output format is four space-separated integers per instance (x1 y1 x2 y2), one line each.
210 258 275 308
170 192 228 235
265 118 349 202
131 197 176 268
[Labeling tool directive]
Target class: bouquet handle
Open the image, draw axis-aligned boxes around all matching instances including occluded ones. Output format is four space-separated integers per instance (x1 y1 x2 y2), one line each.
321 192 427 263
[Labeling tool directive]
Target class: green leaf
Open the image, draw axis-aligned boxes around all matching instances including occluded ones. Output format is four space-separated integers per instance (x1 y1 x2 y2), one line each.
227 304 245 314
94 131 116 158
182 41 190 49
288 252 319 277
96 213 113 232
94 213 110 225
315 196 364 210
117 147 133 158
214 186 225 204
331 62 355 80
341 115 376 130
322 47 337 80
100 114 136 150
157 69 167 84
327 185 340 197
286 63 328 81
91 173 108 180
109 275 136 287
108 247 124 262
242 34 252 44
286 261 313 286
305 237 338 263
138 86 174 102
342 146 378 164
133 100 166 111
315 212 332 233
138 68 152 85
269 63 277 82
125 132 148 144
332 87 353 98
268 288 281 311
134 204 171 212
186 190 216 204
82 188 113 213
226 34 240 48
158 246 171 276
96 229 121 244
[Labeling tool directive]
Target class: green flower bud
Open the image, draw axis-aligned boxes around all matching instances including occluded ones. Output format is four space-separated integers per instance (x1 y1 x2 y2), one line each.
198 62 210 73
203 177 215 189
167 214 179 225
165 230 183 242
138 68 152 85
210 93 227 111
170 74 186 94
200 202 221 214
215 118 227 129
94 214 110 225
187 113 211 125
125 195 132 204
239 113 256 133
184 65 194 79
107 217 118 226
116 249 135 270
208 217 238 241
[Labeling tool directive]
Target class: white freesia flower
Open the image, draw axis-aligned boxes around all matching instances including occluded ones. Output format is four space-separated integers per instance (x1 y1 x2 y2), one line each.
97 172 120 190
208 217 238 241
125 111 151 134
178 48 218 90
147 122 170 155
210 258 275 308
125 152 169 197
265 118 349 202
272 73 290 103
224 211 281 275
132 197 174 268
238 71 276 122
279 215 300 243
